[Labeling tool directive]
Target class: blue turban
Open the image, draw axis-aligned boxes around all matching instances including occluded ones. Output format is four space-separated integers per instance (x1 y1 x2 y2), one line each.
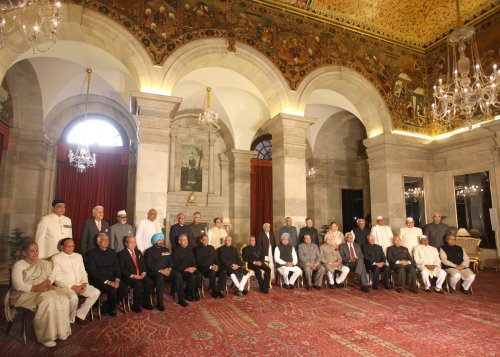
151 232 165 245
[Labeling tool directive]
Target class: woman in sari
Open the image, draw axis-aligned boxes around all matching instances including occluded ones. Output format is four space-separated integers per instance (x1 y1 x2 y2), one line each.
323 222 345 246
10 241 71 347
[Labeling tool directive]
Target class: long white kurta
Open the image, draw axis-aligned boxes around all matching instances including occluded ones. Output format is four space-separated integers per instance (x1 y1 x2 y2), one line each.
207 226 228 250
399 226 423 256
135 219 162 252
413 244 442 277
35 213 73 259
370 224 393 255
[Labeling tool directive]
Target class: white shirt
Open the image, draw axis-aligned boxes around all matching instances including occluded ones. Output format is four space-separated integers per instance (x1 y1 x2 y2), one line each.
274 246 298 266
399 226 423 256
207 226 228 250
35 213 72 259
371 224 393 255
136 218 161 252
12 259 55 292
52 251 89 288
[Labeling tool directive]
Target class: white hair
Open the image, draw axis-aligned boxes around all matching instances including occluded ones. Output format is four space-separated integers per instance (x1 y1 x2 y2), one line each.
92 206 104 215
263 223 270 230
280 232 290 242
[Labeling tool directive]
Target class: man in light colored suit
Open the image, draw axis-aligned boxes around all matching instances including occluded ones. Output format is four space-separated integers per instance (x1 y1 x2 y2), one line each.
339 232 369 293
413 235 446 293
279 217 299 249
399 217 422 256
109 210 134 252
370 215 393 256
52 238 100 325
35 199 73 258
320 235 349 289
80 205 109 254
424 212 449 248
298 234 325 290
207 217 228 250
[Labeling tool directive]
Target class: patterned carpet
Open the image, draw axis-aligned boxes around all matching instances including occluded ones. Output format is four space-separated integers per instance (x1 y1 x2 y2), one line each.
1 270 499 357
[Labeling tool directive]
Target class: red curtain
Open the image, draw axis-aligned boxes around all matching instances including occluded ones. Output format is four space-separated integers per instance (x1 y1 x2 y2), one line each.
250 159 273 238
55 142 128 251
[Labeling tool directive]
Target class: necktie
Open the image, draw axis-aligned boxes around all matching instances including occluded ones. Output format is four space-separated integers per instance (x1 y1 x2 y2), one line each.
349 244 356 259
97 221 101 231
130 250 140 275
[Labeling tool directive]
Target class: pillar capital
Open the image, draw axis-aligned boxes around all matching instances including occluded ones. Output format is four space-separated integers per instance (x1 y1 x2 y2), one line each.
131 92 182 119
263 113 316 138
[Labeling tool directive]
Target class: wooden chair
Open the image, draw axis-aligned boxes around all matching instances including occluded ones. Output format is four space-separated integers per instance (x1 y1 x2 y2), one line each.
456 237 481 271
5 269 30 344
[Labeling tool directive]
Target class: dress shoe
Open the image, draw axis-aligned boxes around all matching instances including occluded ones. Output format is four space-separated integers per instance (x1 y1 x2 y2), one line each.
236 291 243 297
76 317 90 325
411 288 419 294
186 296 196 302
211 293 219 299
335 282 345 289
217 292 225 298
435 288 444 294
396 287 403 294
107 310 117 317
385 285 393 290
313 285 321 290
242 289 248 295
177 300 188 307
131 305 142 313
306 285 312 291
372 286 379 290
361 286 370 293
262 289 270 294
194 295 201 301
328 283 336 289
43 341 57 347
425 288 431 293
460 286 472 295
157 305 165 311
142 304 154 310
449 288 456 294
289 284 295 289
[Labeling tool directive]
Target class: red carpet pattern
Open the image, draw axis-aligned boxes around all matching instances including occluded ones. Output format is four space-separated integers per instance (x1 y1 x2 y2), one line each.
1 271 499 356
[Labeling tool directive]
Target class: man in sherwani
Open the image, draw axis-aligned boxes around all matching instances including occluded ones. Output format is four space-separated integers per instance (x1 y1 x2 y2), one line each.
387 236 418 294
207 216 228 250
370 215 393 256
274 233 302 289
194 233 227 298
35 199 73 258
256 222 276 281
299 218 319 246
279 217 299 249
362 234 392 290
80 206 110 254
339 232 370 293
85 233 128 317
352 218 370 247
52 238 100 325
320 235 349 289
145 233 187 310
218 236 249 296
413 235 446 293
117 236 154 312
109 210 134 252
242 236 271 294
188 212 205 249
173 234 202 301
169 213 190 252
136 208 162 253
399 217 422 256
424 212 449 248
440 233 476 295
298 234 325 290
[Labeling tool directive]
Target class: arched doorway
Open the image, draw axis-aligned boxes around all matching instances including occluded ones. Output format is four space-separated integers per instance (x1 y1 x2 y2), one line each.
56 116 129 251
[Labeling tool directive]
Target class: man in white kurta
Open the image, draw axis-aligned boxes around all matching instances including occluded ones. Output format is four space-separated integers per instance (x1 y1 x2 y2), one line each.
399 217 423 256
207 217 228 250
370 216 393 255
413 235 446 293
136 208 163 252
52 238 101 324
35 199 73 259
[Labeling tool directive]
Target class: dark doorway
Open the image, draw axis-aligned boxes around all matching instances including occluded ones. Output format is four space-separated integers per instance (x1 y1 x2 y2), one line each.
342 189 363 233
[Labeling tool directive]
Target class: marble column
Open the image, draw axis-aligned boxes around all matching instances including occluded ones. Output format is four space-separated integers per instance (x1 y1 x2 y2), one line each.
263 113 315 234
131 92 182 227
226 149 254 243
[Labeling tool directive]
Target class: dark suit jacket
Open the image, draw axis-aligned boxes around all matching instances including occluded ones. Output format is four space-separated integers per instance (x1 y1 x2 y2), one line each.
169 223 190 250
339 242 364 265
117 248 147 283
256 232 276 258
242 245 265 264
144 246 173 272
193 244 219 273
353 226 371 247
386 245 416 269
298 227 319 246
80 219 110 254
362 243 386 268
85 247 121 284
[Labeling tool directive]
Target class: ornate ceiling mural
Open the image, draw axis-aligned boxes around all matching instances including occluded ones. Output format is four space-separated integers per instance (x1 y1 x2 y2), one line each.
261 0 499 49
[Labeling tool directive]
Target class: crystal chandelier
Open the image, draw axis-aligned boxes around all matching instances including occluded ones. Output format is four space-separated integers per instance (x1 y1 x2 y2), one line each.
405 188 424 203
431 0 499 130
306 166 315 179
456 185 482 200
68 68 96 173
0 0 62 54
198 87 219 128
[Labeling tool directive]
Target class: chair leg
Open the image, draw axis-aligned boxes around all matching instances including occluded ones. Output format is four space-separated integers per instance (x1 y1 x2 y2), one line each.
6 321 13 336
21 309 28 345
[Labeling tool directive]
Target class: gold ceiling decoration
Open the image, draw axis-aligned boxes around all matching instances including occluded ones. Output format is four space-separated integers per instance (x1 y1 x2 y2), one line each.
259 0 499 49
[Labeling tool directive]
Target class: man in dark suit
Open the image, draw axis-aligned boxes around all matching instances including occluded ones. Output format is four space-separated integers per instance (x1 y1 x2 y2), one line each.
353 218 371 247
193 233 227 298
298 218 319 246
86 233 128 317
242 236 271 294
256 223 276 267
339 232 370 293
362 234 392 290
169 213 190 252
387 236 418 294
173 234 202 301
145 233 187 310
219 236 249 296
80 205 110 254
117 236 153 312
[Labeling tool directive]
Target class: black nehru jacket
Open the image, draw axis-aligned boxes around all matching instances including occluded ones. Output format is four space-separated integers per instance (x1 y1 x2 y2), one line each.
194 244 218 272
353 226 371 247
169 223 190 250
440 244 464 269
218 245 242 270
242 245 265 264
386 245 416 269
86 247 121 283
144 245 173 272
363 243 386 266
173 246 197 271
298 227 319 246
276 244 294 265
